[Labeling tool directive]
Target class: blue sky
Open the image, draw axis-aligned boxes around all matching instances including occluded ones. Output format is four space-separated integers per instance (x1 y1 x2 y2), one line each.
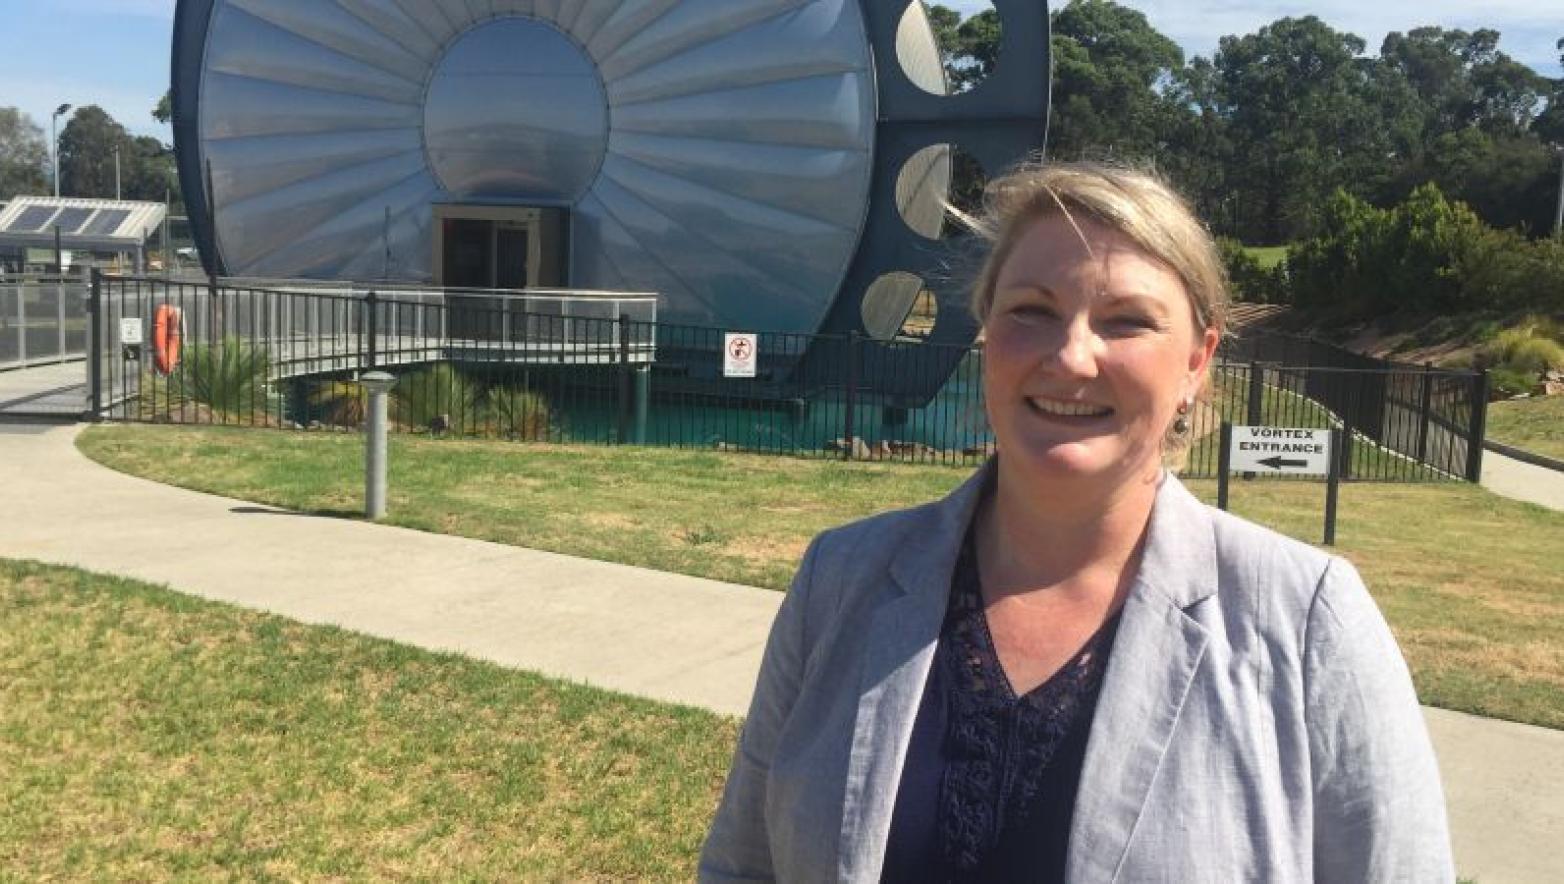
7 0 1562 145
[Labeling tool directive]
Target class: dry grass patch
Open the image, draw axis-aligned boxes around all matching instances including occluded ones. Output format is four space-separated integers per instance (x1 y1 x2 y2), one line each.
0 560 736 879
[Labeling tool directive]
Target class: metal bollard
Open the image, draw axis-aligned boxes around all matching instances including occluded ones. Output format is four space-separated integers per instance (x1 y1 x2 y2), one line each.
361 371 397 519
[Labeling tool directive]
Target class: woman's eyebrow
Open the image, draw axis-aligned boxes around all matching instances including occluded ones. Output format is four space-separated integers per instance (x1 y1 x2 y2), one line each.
998 282 1059 301
1099 292 1168 314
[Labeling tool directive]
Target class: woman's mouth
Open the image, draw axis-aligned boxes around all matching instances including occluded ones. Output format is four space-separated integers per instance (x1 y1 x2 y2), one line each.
1026 396 1114 419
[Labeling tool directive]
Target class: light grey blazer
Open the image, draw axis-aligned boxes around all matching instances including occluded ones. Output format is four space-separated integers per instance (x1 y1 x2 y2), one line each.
700 464 1453 882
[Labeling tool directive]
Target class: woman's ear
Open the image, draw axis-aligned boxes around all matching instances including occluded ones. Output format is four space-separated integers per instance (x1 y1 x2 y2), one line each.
1188 325 1221 390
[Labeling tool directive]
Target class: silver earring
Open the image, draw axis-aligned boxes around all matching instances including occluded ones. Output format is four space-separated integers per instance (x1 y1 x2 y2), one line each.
1173 400 1191 436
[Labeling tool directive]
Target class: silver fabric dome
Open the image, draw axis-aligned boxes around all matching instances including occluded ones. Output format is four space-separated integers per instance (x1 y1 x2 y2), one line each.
185 0 942 334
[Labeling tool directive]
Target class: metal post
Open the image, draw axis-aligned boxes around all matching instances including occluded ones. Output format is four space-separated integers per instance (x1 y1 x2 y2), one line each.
1243 362 1264 479
361 372 396 519
633 365 650 445
15 276 26 366
57 277 66 361
365 290 378 370
88 269 102 419
844 331 859 459
1554 148 1564 239
1465 371 1490 483
1217 422 1232 511
1324 427 1342 545
53 225 63 277
617 317 631 443
114 144 121 200
1415 362 1434 464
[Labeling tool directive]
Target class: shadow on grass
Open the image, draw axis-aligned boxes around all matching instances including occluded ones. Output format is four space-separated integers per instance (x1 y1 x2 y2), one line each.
229 505 363 520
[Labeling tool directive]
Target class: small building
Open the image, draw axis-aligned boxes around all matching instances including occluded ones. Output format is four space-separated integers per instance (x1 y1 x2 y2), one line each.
0 196 168 275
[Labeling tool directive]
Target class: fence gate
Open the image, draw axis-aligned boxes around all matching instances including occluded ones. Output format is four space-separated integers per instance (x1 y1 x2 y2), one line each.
0 276 91 419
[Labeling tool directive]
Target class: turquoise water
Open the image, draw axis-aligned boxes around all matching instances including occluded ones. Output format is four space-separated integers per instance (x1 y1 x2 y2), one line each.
551 354 992 455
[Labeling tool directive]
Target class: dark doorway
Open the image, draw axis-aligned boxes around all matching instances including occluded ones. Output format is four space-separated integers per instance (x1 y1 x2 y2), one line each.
442 219 532 340
496 224 529 289
443 219 492 289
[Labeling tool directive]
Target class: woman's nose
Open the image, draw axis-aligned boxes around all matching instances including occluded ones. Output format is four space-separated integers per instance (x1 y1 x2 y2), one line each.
1049 317 1099 378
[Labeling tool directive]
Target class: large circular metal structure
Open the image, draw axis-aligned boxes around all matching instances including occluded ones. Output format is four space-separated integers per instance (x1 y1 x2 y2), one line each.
172 0 1050 352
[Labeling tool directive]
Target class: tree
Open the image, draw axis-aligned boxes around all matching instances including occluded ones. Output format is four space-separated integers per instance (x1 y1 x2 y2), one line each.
1379 27 1551 138
1532 38 1564 145
1211 17 1391 243
926 4 1000 92
57 105 180 206
153 91 172 125
0 108 49 200
1046 0 1185 161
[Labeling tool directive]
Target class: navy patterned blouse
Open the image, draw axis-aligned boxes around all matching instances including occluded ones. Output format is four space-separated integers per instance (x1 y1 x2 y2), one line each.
880 527 1121 883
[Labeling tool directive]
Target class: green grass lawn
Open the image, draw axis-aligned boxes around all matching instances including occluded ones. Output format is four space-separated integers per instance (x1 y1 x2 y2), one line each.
1486 396 1564 461
77 424 1564 730
0 559 735 880
1243 245 1289 269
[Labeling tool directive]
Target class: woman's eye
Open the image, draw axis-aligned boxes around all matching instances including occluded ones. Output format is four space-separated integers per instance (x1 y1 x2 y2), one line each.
1107 314 1158 332
1009 305 1055 325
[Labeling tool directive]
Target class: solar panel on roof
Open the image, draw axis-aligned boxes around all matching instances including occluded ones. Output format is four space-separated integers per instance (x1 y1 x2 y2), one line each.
10 206 59 232
80 209 130 236
50 207 94 234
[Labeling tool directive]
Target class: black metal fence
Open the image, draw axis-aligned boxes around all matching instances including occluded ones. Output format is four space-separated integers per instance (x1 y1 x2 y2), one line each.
1222 331 1487 481
89 275 1486 481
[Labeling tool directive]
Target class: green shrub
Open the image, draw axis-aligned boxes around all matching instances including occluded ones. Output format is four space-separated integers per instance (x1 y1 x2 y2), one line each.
1476 322 1564 398
306 381 367 428
1489 366 1537 399
1283 184 1564 317
393 363 480 433
484 385 552 441
167 336 271 416
1218 238 1289 303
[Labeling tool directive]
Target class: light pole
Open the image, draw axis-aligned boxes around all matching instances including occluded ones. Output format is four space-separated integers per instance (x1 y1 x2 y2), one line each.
1554 146 1563 240
50 103 71 198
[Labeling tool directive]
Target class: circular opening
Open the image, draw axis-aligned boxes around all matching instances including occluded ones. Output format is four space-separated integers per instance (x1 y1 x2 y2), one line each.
862 271 938 342
423 18 608 202
897 1 1001 96
896 143 988 239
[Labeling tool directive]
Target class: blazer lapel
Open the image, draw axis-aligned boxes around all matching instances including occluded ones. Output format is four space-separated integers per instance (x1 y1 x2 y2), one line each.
836 464 992 883
1066 475 1218 883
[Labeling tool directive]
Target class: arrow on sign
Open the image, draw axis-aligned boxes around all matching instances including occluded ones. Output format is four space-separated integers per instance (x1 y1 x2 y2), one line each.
1258 456 1308 470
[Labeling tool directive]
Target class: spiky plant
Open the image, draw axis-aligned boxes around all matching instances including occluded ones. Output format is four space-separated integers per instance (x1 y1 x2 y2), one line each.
166 336 271 419
484 384 552 441
306 380 368 428
393 363 480 434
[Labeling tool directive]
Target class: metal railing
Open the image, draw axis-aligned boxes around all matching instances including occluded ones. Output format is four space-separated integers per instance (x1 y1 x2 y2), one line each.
89 275 1486 480
0 278 89 370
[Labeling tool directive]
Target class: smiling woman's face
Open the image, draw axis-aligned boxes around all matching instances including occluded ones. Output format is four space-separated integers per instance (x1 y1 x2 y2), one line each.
983 214 1219 493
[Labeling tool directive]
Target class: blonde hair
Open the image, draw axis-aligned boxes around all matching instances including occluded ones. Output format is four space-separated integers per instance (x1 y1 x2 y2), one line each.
958 160 1229 465
961 159 1229 337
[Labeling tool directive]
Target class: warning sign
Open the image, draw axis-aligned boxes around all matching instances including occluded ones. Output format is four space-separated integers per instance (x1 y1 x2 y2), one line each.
119 318 143 346
1230 425 1332 475
723 333 757 378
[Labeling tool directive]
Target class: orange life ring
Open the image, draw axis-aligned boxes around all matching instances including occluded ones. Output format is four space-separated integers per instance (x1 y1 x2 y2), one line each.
153 304 183 375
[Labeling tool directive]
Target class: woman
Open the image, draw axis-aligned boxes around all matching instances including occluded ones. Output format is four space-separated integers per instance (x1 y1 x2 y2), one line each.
699 162 1453 883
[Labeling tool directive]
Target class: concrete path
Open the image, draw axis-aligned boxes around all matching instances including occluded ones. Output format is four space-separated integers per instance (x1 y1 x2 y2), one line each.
1 422 1560 883
0 422 780 715
1481 447 1564 512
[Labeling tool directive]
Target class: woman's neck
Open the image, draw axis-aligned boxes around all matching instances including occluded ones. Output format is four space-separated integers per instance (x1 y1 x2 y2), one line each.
976 459 1162 602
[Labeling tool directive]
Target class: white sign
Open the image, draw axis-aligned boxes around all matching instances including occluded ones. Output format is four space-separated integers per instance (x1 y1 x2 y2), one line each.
723 332 757 378
1230 425 1332 476
119 318 143 346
